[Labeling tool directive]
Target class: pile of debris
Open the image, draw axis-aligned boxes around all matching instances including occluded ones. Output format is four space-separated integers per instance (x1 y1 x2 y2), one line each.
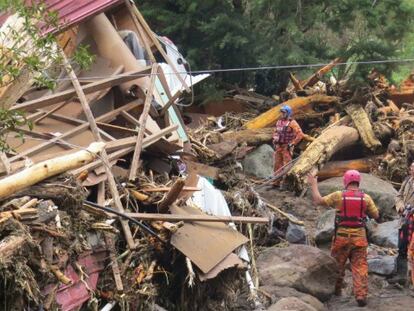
186 58 414 193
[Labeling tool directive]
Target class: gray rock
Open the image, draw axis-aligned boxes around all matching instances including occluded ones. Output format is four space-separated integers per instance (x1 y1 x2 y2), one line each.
368 255 396 276
267 297 318 311
286 222 307 244
367 219 399 248
257 245 338 301
316 173 397 219
260 285 326 311
242 144 274 178
315 209 336 244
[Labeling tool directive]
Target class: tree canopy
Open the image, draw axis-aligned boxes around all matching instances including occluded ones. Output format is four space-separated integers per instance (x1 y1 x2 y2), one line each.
139 0 414 95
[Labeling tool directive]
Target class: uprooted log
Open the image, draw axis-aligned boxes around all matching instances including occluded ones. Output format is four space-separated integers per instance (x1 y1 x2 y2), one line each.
286 126 360 191
317 157 377 180
344 103 382 152
0 142 105 200
245 94 339 129
221 128 273 146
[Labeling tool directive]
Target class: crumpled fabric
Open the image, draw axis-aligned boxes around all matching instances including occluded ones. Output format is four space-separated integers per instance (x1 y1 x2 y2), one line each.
331 235 369 300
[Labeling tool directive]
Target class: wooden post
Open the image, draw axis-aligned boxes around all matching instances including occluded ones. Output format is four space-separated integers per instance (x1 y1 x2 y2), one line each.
129 63 158 180
124 0 156 63
60 51 136 249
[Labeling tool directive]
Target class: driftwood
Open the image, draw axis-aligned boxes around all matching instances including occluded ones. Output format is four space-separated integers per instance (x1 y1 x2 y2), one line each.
0 142 104 200
345 103 382 152
302 58 341 88
286 126 360 191
0 235 27 261
245 94 339 129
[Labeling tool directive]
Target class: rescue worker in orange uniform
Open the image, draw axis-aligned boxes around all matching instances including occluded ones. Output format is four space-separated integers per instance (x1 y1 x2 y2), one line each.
307 170 379 307
272 105 303 187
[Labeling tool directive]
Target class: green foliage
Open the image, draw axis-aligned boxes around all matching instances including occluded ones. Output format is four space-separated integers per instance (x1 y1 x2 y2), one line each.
139 0 414 95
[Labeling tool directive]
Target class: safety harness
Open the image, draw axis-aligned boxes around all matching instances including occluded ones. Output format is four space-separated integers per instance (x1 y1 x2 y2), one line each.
274 119 295 144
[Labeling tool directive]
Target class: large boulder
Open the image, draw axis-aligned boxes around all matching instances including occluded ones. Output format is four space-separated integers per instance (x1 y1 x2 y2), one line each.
260 285 326 311
368 255 396 276
367 219 399 248
257 245 338 301
242 144 274 178
315 209 336 244
267 297 317 311
316 173 397 219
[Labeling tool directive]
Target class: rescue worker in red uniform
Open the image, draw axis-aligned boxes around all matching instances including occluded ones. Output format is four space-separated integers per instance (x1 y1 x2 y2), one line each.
272 105 303 186
307 170 380 307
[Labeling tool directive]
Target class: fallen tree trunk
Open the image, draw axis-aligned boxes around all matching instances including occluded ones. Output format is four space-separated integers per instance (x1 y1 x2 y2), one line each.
245 94 339 129
345 103 382 152
317 158 377 180
0 142 105 200
221 128 273 146
286 126 360 191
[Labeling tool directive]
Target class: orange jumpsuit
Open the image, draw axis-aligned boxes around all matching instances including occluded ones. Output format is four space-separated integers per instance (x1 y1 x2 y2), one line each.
273 118 303 178
408 233 414 285
322 191 379 300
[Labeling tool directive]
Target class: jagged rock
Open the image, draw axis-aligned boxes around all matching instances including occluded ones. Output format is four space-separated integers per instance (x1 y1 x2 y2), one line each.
260 285 326 311
368 255 396 276
316 173 397 219
367 220 399 248
315 209 336 244
242 144 274 178
257 245 338 301
267 297 318 311
286 222 307 244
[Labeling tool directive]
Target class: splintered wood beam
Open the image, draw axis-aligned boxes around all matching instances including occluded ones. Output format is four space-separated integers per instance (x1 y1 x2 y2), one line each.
125 212 269 224
132 3 190 92
158 178 186 213
129 64 158 181
61 51 136 250
344 103 382 153
317 158 375 180
302 57 341 88
11 67 151 112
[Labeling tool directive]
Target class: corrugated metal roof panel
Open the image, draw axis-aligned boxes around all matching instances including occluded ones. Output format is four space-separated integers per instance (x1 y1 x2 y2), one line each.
0 0 123 32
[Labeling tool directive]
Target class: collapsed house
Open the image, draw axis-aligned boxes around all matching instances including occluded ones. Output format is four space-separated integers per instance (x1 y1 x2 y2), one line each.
0 1 271 310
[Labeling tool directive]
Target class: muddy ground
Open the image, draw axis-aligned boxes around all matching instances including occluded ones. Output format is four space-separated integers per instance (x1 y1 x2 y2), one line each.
257 186 414 311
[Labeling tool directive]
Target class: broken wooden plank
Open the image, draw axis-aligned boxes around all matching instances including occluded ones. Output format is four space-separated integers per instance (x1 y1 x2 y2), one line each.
126 212 269 224
129 64 158 180
11 68 151 112
158 177 186 213
184 160 220 180
61 52 136 250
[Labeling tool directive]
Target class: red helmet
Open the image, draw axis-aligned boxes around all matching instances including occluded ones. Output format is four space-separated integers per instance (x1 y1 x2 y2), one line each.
343 170 361 188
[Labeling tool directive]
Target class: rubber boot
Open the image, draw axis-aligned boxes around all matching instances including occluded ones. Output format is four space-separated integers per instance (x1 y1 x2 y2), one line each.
388 257 408 286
